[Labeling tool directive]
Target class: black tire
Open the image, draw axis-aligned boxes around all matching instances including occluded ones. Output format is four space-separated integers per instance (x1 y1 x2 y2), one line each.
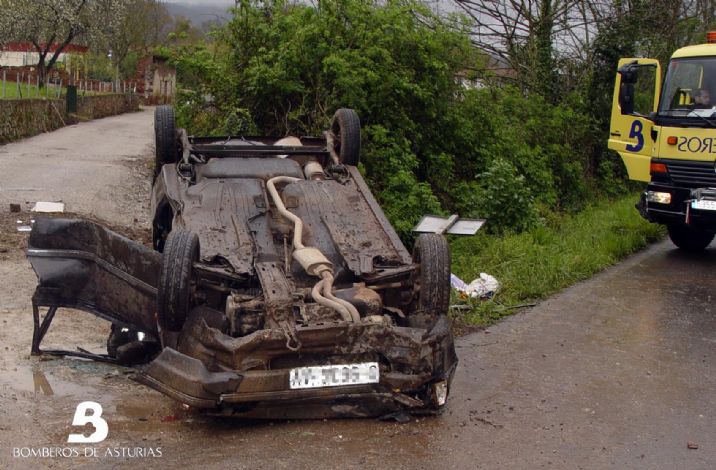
154 105 178 177
667 224 714 252
408 234 451 328
157 229 200 331
330 108 361 166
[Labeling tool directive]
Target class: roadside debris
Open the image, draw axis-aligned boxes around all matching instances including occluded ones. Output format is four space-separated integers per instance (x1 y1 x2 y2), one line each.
413 215 485 235
15 217 35 233
9 204 21 213
687 442 699 450
451 273 500 299
31 202 65 213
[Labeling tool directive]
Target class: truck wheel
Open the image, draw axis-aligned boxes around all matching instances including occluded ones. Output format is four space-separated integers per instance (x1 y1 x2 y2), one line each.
667 224 714 252
154 105 179 178
408 234 451 329
330 108 361 166
158 229 200 331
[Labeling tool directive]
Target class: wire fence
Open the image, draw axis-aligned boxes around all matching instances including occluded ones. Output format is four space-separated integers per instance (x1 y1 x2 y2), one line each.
0 69 139 99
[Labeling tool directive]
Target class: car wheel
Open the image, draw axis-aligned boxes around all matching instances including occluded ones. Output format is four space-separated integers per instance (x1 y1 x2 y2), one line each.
408 234 451 328
667 224 714 252
330 108 361 166
158 229 200 331
154 105 179 178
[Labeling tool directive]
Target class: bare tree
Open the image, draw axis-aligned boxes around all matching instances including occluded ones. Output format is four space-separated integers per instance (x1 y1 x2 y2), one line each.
0 0 125 86
105 0 171 74
452 0 610 97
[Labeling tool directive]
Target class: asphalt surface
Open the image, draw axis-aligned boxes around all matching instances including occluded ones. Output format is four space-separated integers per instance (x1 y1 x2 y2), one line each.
0 108 153 226
0 108 715 469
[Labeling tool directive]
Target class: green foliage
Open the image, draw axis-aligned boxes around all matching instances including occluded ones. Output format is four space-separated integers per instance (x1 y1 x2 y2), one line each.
450 194 665 325
169 0 625 237
473 158 539 234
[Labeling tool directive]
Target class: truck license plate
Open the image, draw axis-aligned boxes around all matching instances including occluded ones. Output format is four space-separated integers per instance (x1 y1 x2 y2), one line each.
691 200 716 211
289 362 379 389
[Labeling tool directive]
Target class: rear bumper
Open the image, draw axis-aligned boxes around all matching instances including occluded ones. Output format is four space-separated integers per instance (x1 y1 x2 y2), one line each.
26 217 458 418
135 316 458 418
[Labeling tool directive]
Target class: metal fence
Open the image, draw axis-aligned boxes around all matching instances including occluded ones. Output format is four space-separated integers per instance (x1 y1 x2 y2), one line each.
0 69 138 99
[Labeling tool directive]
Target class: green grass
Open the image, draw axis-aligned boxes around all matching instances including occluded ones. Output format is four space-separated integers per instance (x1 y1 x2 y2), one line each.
0 80 106 99
449 193 665 325
0 80 63 99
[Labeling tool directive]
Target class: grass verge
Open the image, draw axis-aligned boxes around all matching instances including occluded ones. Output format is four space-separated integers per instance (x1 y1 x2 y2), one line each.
0 80 65 99
0 80 107 99
449 193 665 326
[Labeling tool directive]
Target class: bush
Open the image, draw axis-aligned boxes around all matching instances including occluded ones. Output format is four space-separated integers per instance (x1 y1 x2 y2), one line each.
475 158 540 234
169 0 617 240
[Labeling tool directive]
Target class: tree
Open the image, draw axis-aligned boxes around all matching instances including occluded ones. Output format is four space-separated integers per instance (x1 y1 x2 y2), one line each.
452 0 603 100
0 0 125 86
109 1 170 65
104 0 171 78
166 15 205 47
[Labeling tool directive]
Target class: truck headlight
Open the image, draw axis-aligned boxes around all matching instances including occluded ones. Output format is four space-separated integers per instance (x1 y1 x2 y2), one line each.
646 191 671 204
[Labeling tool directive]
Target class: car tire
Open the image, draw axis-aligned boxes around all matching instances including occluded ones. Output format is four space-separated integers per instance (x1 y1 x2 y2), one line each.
154 105 178 178
408 233 451 329
157 229 200 331
667 224 714 252
330 108 361 166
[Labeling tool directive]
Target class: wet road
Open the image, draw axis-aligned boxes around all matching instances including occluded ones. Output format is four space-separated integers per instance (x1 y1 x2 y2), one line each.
0 107 153 226
1 109 715 469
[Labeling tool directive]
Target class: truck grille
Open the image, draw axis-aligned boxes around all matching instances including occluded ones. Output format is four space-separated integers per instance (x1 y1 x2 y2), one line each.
664 159 716 188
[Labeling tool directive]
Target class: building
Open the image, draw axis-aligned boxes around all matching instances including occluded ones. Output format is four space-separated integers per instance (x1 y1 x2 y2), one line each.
0 42 89 68
134 55 176 103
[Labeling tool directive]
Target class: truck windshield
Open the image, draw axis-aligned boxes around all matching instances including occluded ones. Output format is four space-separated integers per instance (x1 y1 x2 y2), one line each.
659 57 716 116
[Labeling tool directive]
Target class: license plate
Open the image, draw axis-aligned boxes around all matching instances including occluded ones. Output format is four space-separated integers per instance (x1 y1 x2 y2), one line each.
692 200 716 211
289 362 379 389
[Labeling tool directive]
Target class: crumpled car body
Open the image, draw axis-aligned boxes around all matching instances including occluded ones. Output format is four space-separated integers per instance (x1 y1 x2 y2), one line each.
27 107 457 419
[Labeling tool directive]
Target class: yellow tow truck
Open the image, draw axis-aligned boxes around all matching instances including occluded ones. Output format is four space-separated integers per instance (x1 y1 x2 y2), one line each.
609 32 716 251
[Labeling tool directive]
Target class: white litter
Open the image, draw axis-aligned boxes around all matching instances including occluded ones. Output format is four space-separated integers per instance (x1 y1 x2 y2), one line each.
451 272 500 299
17 226 32 232
31 202 65 213
450 273 469 292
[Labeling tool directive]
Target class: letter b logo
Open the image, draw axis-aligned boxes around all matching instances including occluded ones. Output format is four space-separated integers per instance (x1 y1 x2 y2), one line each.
67 401 108 443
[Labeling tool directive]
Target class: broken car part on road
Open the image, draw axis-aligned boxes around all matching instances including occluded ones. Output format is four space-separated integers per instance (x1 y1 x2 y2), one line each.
26 107 458 419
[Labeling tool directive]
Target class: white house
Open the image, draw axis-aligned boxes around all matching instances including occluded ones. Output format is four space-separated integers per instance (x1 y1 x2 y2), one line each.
0 42 88 67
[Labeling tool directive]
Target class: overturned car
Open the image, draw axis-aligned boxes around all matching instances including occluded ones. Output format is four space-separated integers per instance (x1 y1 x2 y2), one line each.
27 107 457 419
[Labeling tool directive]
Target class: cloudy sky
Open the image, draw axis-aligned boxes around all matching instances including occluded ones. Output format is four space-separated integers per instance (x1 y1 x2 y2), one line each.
164 1 235 22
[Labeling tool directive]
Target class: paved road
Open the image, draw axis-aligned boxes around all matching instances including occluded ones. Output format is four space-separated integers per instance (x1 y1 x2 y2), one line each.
0 110 715 469
0 108 153 226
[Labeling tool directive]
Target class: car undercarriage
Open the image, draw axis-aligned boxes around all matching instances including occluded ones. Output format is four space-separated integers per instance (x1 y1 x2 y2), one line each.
26 107 457 419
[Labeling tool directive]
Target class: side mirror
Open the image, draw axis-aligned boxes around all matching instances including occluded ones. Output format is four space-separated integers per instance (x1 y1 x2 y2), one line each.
618 61 638 115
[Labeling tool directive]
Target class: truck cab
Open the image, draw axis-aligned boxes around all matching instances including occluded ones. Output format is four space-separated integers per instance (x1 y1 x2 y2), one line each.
609 32 716 251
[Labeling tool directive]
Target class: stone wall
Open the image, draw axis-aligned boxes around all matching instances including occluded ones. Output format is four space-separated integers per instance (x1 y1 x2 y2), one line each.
76 94 140 120
0 94 140 143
